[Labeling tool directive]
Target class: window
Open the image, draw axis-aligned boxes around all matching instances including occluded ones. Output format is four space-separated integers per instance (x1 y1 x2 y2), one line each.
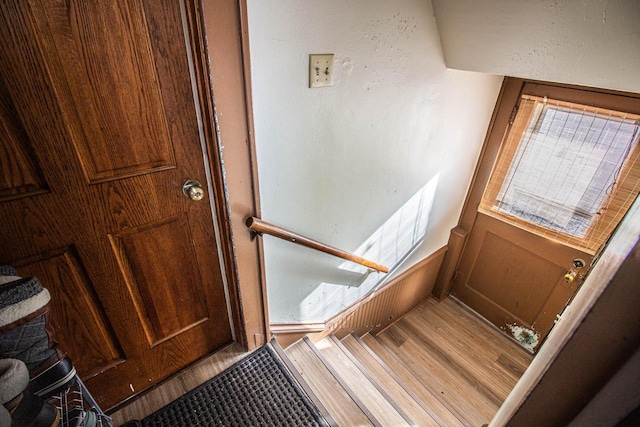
480 94 640 253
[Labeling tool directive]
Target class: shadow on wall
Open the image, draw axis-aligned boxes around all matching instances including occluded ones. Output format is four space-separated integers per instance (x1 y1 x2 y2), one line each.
299 173 440 321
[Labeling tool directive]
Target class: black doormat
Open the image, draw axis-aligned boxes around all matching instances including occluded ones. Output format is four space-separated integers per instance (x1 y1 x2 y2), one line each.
142 345 328 427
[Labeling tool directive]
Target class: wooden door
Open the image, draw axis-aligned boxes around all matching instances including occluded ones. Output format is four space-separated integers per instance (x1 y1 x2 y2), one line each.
451 80 640 352
0 0 233 409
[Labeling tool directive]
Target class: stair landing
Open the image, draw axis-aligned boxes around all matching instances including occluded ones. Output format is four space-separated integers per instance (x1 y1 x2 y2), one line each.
282 297 532 426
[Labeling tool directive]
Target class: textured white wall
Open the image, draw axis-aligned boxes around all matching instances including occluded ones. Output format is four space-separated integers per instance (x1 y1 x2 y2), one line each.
246 0 502 323
432 0 640 94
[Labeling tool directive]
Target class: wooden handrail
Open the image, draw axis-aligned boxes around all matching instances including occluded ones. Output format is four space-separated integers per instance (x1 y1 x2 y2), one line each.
246 217 389 273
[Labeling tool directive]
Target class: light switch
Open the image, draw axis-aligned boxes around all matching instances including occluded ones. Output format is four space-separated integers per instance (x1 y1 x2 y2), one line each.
309 54 334 88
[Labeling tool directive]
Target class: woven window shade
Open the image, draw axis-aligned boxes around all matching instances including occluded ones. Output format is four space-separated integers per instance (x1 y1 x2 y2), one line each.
480 94 640 254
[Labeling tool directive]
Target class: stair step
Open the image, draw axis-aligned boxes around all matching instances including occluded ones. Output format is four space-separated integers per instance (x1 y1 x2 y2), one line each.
361 333 468 427
377 326 493 425
341 333 443 427
285 337 373 426
270 339 337 426
331 334 419 426
318 335 411 427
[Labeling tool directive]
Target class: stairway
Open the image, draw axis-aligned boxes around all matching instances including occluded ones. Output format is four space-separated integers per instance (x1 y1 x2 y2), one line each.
273 298 533 427
275 334 454 426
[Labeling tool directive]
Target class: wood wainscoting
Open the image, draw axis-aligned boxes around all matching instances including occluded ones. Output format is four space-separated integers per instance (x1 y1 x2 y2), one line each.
271 247 447 347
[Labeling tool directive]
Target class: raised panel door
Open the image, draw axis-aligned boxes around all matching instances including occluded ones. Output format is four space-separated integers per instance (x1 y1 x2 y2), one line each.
0 0 233 409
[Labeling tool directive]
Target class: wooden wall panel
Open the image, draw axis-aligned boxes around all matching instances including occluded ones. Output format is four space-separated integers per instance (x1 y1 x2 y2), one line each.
109 215 209 346
34 0 176 183
330 247 446 338
16 247 123 379
0 76 47 201
272 247 447 348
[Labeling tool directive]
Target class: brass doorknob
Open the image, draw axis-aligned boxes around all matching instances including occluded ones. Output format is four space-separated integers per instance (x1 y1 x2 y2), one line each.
183 180 205 201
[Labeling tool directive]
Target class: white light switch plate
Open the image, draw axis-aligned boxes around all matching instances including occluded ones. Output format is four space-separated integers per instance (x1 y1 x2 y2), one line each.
309 54 334 88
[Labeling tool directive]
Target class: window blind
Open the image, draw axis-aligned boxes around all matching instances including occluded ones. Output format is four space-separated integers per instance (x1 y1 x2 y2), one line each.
480 95 640 254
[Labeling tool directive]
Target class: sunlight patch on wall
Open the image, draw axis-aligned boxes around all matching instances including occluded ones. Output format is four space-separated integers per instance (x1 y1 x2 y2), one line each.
299 174 440 321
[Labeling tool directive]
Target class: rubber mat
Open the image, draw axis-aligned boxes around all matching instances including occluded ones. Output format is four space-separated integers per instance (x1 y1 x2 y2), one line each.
142 345 328 426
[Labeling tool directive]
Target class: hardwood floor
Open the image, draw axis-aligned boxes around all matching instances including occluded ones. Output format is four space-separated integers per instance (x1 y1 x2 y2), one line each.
376 297 532 426
108 297 531 426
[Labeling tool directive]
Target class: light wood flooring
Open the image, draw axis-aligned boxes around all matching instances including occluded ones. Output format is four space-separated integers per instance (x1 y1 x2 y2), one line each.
285 297 532 426
109 297 532 426
376 297 532 425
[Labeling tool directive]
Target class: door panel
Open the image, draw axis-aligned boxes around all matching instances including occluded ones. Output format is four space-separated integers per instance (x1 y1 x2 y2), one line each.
452 213 591 351
109 215 211 345
0 0 232 409
15 247 123 379
0 77 49 201
38 0 177 183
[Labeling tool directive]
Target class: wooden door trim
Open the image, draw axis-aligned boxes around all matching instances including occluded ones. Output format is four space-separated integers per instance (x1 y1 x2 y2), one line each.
197 0 268 349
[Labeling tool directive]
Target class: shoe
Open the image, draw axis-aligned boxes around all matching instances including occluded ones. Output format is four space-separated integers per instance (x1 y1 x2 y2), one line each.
29 356 77 398
66 407 97 427
0 275 62 372
0 271 72 398
0 358 60 427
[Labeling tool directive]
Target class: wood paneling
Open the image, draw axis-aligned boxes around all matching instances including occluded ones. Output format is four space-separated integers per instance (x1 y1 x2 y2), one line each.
433 227 467 300
15 247 123 379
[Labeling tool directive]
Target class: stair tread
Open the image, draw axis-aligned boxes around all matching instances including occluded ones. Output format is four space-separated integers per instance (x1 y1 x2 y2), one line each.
270 339 337 426
378 326 495 424
285 338 373 426
330 335 418 426
361 334 467 427
342 333 442 427
318 335 411 427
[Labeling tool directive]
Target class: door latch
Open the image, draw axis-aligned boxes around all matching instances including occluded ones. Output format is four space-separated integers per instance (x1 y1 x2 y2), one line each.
564 259 586 283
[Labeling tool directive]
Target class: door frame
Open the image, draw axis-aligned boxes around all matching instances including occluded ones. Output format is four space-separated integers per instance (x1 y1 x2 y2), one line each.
188 0 268 350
